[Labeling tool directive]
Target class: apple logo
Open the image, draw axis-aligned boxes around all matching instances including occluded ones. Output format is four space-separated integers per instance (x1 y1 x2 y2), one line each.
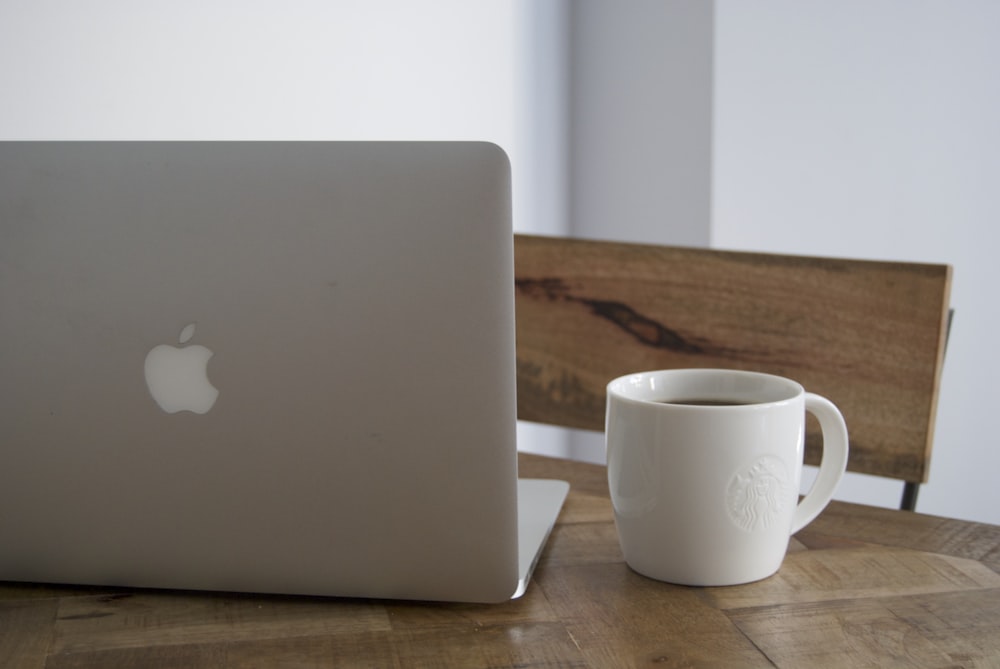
143 323 219 414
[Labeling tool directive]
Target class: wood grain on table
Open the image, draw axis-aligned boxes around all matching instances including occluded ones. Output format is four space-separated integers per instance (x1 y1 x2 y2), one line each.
2 453 998 668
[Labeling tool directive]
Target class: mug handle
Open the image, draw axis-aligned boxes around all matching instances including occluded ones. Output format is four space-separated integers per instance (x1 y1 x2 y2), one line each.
790 393 850 535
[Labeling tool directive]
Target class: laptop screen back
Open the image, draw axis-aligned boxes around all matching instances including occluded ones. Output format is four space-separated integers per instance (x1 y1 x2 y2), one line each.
0 141 520 603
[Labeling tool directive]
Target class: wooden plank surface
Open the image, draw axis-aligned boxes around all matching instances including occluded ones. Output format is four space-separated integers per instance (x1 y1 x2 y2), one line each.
514 234 953 484
2 453 998 668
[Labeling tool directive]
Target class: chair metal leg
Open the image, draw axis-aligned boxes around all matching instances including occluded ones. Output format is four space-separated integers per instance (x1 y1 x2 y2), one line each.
901 482 920 511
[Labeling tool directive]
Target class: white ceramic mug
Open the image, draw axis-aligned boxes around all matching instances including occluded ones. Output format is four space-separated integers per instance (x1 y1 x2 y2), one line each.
605 368 849 586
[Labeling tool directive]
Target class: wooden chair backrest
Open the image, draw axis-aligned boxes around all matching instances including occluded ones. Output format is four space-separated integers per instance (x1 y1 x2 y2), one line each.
514 234 953 485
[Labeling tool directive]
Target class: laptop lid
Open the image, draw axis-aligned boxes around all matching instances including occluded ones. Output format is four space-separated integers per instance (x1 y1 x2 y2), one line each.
0 141 526 603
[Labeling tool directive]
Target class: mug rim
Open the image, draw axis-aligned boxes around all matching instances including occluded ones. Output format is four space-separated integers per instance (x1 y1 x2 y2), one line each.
607 368 804 409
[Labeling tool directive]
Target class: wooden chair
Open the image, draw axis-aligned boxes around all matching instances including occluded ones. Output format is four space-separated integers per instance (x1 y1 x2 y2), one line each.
513 234 953 511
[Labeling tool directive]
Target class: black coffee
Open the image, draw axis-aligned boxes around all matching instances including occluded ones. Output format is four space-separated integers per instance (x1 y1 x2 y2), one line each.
657 398 752 407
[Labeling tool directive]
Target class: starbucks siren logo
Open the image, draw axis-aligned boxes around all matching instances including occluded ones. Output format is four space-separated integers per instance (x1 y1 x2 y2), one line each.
726 456 791 532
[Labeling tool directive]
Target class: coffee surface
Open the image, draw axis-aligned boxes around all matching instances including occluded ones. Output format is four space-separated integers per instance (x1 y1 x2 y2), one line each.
657 398 752 406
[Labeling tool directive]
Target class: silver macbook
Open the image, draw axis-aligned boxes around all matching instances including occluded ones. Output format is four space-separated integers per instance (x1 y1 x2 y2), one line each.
0 141 568 603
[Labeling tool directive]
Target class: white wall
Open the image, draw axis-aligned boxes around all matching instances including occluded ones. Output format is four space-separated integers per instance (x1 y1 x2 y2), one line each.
569 0 714 246
712 1 1000 524
0 1 516 141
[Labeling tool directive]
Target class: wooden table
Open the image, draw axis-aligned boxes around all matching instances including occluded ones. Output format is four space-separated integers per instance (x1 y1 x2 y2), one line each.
3 453 999 668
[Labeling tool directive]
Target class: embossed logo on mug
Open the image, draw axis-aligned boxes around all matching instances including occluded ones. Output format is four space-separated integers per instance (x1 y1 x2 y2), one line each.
727 456 792 532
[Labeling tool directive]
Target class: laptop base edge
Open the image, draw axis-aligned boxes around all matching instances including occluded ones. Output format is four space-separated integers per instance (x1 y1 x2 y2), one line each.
512 478 570 599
